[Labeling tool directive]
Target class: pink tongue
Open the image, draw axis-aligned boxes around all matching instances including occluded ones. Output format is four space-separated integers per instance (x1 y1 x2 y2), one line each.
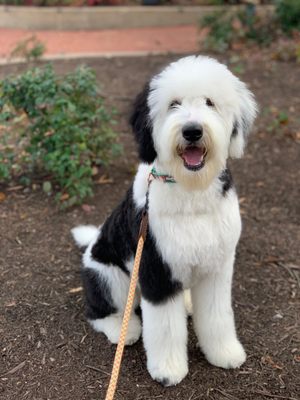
182 147 204 166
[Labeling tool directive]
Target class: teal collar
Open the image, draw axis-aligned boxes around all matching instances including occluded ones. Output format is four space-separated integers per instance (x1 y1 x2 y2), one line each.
149 166 176 184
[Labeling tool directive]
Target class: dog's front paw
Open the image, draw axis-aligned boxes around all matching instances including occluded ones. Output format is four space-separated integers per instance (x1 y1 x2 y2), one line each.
148 358 188 386
204 339 246 369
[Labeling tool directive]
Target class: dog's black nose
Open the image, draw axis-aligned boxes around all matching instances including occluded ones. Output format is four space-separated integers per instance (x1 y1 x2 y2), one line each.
182 124 203 142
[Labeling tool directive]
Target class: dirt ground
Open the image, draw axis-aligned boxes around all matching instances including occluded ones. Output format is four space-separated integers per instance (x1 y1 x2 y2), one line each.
0 54 299 400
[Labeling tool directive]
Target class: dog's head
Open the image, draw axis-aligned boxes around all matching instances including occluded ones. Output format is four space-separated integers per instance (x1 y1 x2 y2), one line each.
130 55 257 189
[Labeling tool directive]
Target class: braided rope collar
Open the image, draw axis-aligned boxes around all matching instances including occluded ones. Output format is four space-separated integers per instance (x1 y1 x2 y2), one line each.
148 166 176 184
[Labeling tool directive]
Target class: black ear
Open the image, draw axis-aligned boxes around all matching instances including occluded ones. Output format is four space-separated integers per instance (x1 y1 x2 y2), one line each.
129 83 157 163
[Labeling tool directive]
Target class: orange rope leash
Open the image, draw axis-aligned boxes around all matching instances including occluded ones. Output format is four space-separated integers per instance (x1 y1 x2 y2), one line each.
104 212 149 400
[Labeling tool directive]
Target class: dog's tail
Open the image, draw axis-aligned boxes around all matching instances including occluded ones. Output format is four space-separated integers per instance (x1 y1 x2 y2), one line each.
71 225 99 248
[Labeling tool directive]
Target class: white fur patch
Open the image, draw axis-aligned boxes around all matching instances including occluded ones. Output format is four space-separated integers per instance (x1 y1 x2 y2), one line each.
133 163 241 288
89 313 142 346
147 55 257 189
71 225 99 248
184 289 193 316
142 295 188 386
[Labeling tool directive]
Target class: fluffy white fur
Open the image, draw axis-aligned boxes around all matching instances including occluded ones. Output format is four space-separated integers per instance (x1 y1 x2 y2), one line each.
142 295 188 386
72 55 257 386
149 56 256 189
71 225 99 248
133 162 245 383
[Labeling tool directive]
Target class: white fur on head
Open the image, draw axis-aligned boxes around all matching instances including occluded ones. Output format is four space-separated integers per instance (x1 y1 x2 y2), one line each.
144 55 257 189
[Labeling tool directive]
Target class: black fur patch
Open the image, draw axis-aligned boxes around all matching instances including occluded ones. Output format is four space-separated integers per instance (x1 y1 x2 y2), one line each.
81 268 116 320
241 114 252 137
129 83 157 163
139 228 182 304
90 186 180 305
219 168 233 196
231 120 238 137
91 187 141 274
232 116 251 139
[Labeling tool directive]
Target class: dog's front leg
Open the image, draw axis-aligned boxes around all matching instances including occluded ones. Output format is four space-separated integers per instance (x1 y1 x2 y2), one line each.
141 293 188 386
192 253 246 369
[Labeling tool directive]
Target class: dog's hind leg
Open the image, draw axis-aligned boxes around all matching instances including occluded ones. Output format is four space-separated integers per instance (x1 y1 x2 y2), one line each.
81 250 141 346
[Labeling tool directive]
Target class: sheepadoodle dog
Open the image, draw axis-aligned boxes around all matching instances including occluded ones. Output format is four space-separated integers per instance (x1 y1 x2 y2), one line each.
72 55 257 386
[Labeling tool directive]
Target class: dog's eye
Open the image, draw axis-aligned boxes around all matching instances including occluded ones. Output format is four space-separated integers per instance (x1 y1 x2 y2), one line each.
169 100 181 109
206 98 214 107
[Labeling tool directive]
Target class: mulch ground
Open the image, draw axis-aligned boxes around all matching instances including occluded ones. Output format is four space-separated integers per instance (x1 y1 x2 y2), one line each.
0 53 299 400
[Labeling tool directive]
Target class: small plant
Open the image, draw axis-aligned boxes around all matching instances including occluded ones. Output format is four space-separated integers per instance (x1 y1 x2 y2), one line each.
10 36 46 62
0 64 120 207
275 0 300 33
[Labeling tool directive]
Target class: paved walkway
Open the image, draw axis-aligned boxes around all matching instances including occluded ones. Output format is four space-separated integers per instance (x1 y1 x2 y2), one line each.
0 25 199 60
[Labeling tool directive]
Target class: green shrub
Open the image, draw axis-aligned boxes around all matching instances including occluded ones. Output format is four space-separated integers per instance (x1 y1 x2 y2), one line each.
201 11 235 52
0 64 120 207
275 0 300 33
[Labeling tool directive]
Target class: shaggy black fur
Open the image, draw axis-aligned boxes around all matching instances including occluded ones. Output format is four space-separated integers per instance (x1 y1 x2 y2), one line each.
89 186 181 309
231 120 238 137
81 268 116 320
219 168 233 196
241 114 252 137
232 110 253 141
129 84 157 163
91 188 140 275
139 229 182 304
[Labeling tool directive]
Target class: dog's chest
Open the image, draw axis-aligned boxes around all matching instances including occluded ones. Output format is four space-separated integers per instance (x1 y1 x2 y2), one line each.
148 187 241 288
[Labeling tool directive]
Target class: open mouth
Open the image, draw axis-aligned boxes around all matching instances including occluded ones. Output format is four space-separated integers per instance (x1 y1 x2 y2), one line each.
178 145 207 171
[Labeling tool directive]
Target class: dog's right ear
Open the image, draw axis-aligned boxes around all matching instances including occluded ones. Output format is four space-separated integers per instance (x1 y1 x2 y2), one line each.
229 82 258 158
129 83 157 163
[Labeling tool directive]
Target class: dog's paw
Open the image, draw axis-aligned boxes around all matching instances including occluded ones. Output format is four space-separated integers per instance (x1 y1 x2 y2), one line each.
204 339 246 369
148 359 188 386
89 313 141 346
124 314 142 346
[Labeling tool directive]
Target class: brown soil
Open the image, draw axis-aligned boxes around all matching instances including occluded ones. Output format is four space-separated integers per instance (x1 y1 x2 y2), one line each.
0 54 299 400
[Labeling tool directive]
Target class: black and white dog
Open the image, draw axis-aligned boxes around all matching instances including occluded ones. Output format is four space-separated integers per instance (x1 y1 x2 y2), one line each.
72 55 257 386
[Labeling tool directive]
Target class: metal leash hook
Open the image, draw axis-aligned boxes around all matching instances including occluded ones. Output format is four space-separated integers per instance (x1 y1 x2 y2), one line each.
104 178 152 400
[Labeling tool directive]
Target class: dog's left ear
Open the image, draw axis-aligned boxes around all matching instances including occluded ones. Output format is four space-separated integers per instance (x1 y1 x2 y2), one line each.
129 83 157 163
229 83 258 158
